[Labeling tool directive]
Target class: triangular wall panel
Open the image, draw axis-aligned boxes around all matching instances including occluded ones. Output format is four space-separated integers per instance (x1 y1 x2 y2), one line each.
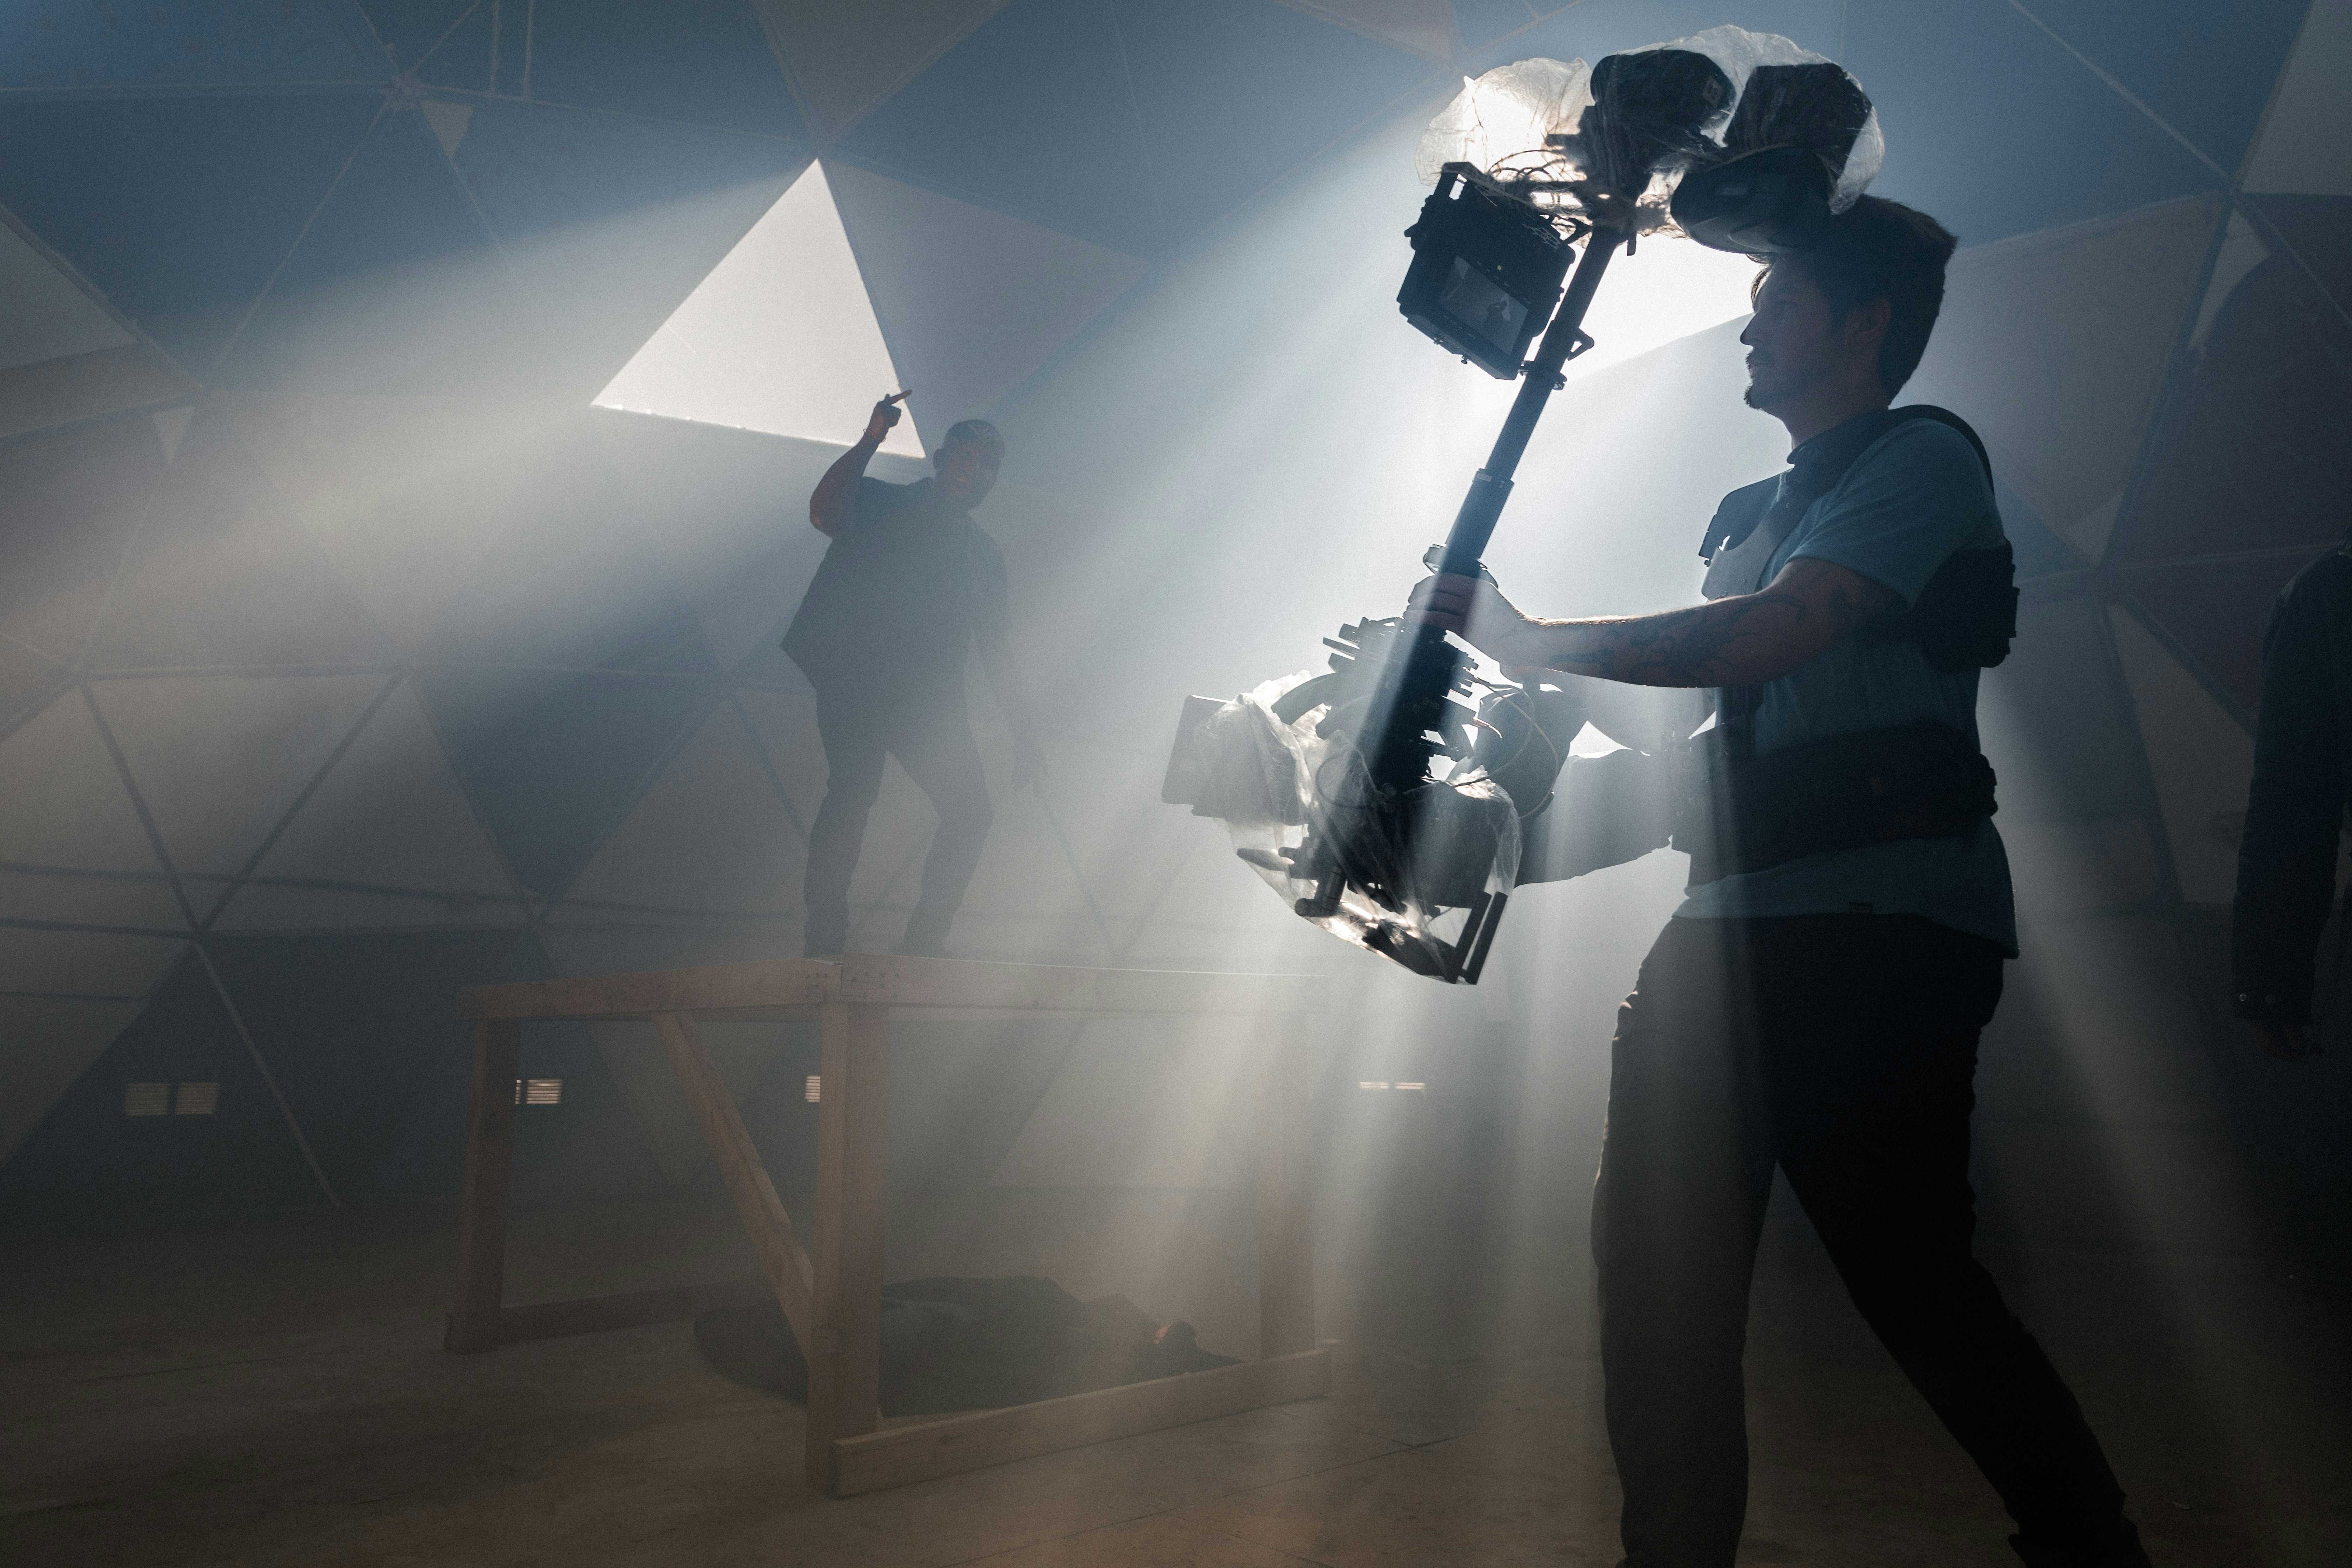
2119 553 2314 719
988 1019 1255 1190
2109 607 2258 905
0 643 63 737
91 675 389 878
85 410 394 670
210 884 526 932
418 667 721 896
232 394 565 656
204 928 533 1204
0 867 186 936
2242 0 2352 195
0 415 166 665
0 926 186 1000
448 102 811 399
0 953 319 1231
521 0 808 139
753 0 1006 139
2112 196 2352 568
0 217 130 373
0 1 389 90
585 413 844 674
0 95 382 373
0 693 170 876
559 700 805 917
1906 195 2225 564
595 162 926 457
828 161 1147 435
0 996 147 1166
734 688 832 849
1275 0 1455 63
245 679 514 897
216 111 532 397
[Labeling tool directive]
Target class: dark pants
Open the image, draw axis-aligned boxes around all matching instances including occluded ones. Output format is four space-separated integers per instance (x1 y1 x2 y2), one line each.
804 693 993 958
1595 915 2146 1568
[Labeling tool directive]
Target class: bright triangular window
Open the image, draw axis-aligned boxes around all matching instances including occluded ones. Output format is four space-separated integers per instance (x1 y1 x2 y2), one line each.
594 162 924 458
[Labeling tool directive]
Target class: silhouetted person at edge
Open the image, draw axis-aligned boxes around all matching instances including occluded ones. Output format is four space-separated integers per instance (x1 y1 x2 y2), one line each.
1413 200 2149 1567
784 394 1038 959
2233 532 2352 1060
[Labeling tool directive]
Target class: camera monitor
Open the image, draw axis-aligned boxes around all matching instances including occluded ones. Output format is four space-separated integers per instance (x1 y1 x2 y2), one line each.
1396 165 1575 380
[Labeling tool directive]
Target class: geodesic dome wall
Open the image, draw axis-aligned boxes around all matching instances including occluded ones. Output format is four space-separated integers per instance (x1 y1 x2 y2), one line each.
0 0 2344 1240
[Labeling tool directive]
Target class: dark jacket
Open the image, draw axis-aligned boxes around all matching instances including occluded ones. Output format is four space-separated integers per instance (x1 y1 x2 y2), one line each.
2232 541 2352 1022
780 476 1011 707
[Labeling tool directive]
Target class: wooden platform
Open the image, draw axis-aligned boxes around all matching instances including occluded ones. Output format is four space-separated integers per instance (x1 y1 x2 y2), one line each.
444 954 1329 1497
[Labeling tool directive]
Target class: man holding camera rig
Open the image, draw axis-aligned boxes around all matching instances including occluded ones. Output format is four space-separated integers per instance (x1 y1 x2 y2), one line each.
784 393 1039 959
1412 198 2150 1568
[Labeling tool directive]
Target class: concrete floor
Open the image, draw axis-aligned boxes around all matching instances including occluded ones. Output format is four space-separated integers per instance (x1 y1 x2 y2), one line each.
3 1191 2347 1567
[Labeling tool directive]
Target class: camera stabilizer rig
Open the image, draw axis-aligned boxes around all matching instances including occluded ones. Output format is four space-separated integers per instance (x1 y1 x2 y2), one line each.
1266 184 1623 983
1164 28 1881 982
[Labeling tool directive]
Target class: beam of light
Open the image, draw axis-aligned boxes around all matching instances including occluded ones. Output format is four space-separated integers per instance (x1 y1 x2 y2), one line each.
1562 233 1762 380
593 161 926 458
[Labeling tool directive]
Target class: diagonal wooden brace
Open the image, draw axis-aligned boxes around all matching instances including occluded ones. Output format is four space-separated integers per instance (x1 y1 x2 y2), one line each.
653 1011 817 1362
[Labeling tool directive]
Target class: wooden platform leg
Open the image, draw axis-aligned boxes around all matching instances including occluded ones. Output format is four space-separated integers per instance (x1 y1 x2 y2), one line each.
1257 1015 1316 1358
446 1019 522 1352
807 1000 889 1494
654 1012 818 1358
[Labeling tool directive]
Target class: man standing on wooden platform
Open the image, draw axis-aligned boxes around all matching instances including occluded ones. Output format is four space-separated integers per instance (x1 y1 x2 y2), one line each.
784 393 1038 959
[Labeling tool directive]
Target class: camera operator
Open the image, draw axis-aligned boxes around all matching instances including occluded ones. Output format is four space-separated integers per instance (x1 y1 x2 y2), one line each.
1411 200 2149 1568
783 394 1039 959
2232 532 2352 1060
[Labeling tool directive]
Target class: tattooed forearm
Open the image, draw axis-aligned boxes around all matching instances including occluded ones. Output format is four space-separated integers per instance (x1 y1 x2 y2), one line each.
1509 559 1897 687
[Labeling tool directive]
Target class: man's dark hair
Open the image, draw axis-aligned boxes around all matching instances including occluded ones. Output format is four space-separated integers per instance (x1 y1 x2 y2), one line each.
940 419 1005 461
1755 196 1959 396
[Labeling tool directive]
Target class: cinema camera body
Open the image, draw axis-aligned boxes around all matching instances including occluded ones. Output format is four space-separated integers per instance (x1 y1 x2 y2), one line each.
1164 27 1886 982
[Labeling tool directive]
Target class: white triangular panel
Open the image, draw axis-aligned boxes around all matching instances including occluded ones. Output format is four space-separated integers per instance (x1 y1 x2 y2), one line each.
251 681 512 895
0 220 130 375
2242 0 2352 195
1275 0 1455 63
91 676 387 876
827 162 1146 436
593 163 925 458
2109 608 2256 905
753 0 1006 138
1908 196 2223 564
0 693 168 875
0 995 149 1164
561 702 805 916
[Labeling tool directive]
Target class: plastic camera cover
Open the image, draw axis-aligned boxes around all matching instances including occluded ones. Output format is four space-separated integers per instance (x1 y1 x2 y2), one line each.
1421 26 1881 217
1192 669 1521 966
1415 57 1595 190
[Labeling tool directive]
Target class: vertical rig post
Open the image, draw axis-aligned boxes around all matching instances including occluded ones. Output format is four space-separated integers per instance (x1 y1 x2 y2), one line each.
1436 228 1625 576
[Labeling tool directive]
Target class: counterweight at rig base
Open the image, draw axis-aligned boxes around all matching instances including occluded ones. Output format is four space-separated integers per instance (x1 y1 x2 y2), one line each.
1162 25 1887 982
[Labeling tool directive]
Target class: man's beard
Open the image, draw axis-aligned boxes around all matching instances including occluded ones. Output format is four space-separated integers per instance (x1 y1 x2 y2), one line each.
1743 355 1823 412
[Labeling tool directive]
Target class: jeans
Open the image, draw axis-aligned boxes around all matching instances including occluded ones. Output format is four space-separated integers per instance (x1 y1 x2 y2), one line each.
1596 914 2147 1568
803 693 993 958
